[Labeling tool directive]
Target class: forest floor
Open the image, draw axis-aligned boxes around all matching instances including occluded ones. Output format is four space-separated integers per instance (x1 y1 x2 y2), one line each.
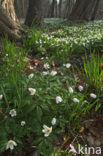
0 19 103 156
25 56 103 155
25 51 103 156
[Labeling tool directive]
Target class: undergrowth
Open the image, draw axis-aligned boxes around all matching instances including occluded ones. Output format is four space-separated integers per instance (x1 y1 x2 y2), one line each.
0 20 103 155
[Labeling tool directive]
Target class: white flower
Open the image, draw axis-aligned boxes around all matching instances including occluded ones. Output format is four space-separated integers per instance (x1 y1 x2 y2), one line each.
65 63 71 68
51 118 56 125
0 94 3 100
42 125 52 137
28 73 34 79
41 57 44 60
42 71 48 75
69 144 77 153
44 63 50 70
21 121 26 126
50 70 57 76
28 88 36 95
56 96 63 104
69 87 73 94
6 140 17 150
6 54 8 57
78 85 83 92
46 57 48 59
90 93 97 99
73 98 79 103
85 83 89 87
9 109 16 117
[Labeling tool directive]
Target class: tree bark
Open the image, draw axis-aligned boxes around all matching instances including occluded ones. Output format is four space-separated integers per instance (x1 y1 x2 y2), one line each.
51 0 57 17
65 0 76 18
14 0 28 19
42 0 51 18
1 0 19 23
91 0 100 20
59 0 62 17
69 0 100 21
0 3 24 41
25 0 43 26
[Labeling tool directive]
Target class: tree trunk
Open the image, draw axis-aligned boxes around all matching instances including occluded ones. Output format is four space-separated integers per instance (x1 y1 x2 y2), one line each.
59 0 62 18
55 0 58 17
0 2 24 41
65 0 76 18
14 0 28 19
69 0 100 21
51 0 56 17
91 0 100 20
1 0 19 23
25 0 43 26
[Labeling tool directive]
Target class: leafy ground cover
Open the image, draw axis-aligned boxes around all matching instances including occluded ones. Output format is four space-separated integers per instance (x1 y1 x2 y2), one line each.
0 19 103 155
24 19 103 64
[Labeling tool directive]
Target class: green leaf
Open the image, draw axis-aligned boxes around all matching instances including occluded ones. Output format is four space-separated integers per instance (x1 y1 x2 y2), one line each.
36 106 42 121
